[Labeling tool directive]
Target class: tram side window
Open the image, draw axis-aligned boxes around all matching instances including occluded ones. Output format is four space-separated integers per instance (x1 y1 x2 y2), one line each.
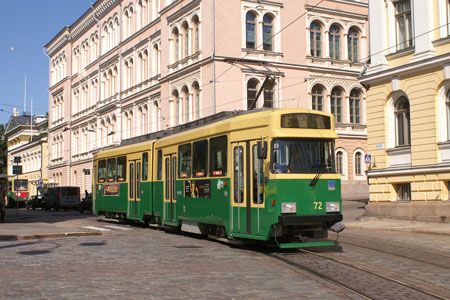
98 160 106 183
193 140 208 177
179 143 192 178
107 158 117 182
117 156 127 182
157 150 162 180
142 152 148 181
210 136 227 176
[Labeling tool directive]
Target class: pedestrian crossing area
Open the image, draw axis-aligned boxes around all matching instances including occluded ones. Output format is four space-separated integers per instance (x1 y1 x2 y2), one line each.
83 224 134 232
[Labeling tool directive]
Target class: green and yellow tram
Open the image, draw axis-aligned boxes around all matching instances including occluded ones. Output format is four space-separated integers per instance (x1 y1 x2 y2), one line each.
8 178 30 206
93 109 343 248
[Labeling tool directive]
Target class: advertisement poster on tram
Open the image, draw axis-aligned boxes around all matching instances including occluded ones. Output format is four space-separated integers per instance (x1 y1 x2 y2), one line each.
184 180 211 198
103 183 120 196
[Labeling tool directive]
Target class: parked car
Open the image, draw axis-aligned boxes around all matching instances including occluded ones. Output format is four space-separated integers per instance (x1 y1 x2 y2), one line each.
79 193 92 213
45 186 81 211
26 188 48 210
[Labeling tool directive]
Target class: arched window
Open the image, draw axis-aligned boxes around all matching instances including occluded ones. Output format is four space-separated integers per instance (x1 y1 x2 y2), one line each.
329 25 341 60
182 22 189 58
395 96 411 146
336 151 343 175
173 28 180 62
348 27 359 62
311 85 324 111
192 15 200 52
192 81 201 120
173 90 180 125
246 12 256 49
446 90 450 140
331 88 343 122
247 78 259 110
354 152 362 176
349 89 361 124
182 86 189 123
263 14 273 51
310 22 322 57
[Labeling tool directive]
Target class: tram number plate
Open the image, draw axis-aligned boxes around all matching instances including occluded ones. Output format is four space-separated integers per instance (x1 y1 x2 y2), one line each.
313 202 323 210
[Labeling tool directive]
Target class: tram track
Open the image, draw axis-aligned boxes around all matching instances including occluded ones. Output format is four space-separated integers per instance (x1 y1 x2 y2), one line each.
337 239 450 270
269 249 450 300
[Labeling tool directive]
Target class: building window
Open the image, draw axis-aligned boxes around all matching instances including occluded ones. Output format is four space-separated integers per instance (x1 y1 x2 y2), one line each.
350 89 361 124
329 25 341 60
396 183 411 201
246 12 257 49
395 96 410 146
395 0 413 51
336 151 343 175
192 15 200 52
310 22 322 57
247 78 259 110
355 152 362 176
312 85 323 111
263 14 273 51
263 79 274 108
182 22 189 58
446 90 450 140
348 27 359 62
331 88 343 123
173 28 180 62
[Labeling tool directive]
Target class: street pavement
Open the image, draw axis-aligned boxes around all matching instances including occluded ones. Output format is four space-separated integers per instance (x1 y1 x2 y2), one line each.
1 199 450 241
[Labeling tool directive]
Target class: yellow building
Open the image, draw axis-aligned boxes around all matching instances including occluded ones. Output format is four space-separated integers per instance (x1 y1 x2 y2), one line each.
5 109 49 198
360 0 450 222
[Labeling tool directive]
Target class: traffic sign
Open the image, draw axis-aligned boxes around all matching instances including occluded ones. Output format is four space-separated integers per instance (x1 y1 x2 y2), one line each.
365 154 371 164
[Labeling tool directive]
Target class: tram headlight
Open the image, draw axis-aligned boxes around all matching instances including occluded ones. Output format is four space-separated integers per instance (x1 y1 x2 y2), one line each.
326 202 340 212
281 202 296 214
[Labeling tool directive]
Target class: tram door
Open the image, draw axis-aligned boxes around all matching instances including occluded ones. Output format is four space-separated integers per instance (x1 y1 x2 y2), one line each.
231 141 265 236
231 141 251 234
163 154 177 224
128 159 141 219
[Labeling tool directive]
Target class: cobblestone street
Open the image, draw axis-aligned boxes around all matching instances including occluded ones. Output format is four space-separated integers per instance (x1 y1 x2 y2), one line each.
1 226 360 300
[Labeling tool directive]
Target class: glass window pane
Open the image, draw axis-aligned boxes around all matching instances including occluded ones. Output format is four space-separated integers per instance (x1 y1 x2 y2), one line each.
210 136 227 176
117 156 127 182
233 146 244 203
98 160 106 183
193 140 208 177
107 158 117 182
129 163 134 198
252 145 264 204
157 150 162 180
142 152 148 181
179 144 192 178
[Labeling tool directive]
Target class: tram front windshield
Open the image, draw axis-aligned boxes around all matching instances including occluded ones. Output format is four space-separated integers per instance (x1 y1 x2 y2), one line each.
271 139 335 174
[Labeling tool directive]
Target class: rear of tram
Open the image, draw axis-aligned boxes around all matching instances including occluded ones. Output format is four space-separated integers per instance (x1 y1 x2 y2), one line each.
229 111 343 248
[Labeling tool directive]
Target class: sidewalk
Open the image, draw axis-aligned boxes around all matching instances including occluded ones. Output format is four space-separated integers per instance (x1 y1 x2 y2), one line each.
0 208 101 241
344 216 450 236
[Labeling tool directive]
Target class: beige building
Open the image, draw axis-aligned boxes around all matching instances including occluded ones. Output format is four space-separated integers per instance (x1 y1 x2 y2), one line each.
45 0 368 196
360 0 450 222
5 109 49 197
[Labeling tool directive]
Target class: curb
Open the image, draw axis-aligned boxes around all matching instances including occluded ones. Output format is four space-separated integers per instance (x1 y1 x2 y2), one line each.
345 224 450 236
0 231 102 241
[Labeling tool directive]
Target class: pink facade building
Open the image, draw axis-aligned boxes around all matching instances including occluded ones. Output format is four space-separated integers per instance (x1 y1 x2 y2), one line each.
45 0 368 196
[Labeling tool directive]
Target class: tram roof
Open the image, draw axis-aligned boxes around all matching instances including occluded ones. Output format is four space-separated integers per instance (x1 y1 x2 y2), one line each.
94 108 336 159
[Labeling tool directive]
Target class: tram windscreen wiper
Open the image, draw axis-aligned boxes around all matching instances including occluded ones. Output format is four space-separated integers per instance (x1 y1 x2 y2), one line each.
309 171 323 187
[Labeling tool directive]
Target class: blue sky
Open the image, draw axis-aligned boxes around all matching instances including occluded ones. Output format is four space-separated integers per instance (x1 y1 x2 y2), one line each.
0 0 94 125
